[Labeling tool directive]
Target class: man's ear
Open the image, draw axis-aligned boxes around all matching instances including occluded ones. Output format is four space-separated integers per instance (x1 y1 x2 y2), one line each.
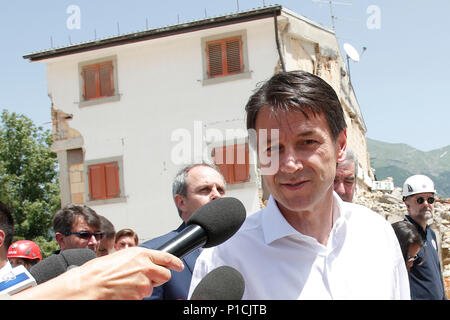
0 230 5 249
336 129 347 163
174 194 186 213
55 232 66 250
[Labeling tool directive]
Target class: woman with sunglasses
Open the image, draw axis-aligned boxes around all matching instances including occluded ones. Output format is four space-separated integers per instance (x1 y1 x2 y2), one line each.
391 221 423 272
401 174 447 300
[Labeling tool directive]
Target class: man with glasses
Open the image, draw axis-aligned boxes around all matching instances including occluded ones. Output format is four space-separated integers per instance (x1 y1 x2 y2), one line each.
402 174 447 300
53 204 104 253
0 201 14 280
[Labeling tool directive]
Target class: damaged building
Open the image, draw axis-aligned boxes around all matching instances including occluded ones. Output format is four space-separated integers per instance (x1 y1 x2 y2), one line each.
23 5 373 241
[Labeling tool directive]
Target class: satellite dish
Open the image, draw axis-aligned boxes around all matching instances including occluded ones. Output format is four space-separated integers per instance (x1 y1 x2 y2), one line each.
343 43 360 62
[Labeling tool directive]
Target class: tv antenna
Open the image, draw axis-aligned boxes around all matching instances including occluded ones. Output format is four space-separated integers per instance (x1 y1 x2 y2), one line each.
312 0 352 31
343 43 366 83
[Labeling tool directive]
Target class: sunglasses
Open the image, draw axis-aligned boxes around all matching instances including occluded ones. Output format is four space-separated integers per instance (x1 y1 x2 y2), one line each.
415 196 435 205
64 231 105 241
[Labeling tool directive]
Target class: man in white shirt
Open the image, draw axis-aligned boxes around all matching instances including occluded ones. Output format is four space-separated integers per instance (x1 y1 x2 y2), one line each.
189 71 410 299
0 201 14 279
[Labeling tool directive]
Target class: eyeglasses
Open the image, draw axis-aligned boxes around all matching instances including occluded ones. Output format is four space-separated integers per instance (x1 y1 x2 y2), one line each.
407 254 419 263
416 196 435 205
64 231 105 241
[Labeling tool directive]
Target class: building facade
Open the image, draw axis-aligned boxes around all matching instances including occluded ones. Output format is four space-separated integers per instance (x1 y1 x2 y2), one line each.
24 5 373 241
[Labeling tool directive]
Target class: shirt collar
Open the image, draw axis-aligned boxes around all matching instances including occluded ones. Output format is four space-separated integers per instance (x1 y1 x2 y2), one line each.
404 215 428 237
0 261 13 279
261 193 343 245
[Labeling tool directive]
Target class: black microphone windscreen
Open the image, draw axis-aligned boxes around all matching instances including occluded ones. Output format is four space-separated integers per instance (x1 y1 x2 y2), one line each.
186 197 246 248
60 248 97 266
29 248 96 284
190 266 245 300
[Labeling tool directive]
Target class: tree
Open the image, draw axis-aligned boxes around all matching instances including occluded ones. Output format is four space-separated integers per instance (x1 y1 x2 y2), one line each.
0 109 60 241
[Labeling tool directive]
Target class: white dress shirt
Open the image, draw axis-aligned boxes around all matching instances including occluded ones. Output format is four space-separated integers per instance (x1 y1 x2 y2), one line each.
189 193 410 299
0 261 13 280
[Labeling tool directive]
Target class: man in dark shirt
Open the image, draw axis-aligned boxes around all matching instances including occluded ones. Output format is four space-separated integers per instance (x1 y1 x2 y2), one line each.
402 174 447 300
140 162 226 300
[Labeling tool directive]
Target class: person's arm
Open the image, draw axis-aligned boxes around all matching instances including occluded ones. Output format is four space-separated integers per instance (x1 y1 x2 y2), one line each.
12 247 184 300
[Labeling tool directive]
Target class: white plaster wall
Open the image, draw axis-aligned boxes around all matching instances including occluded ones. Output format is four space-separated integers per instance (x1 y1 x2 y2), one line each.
45 18 279 241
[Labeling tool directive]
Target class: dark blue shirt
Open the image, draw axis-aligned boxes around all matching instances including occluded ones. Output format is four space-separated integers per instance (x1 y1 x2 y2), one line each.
140 223 201 300
405 215 446 300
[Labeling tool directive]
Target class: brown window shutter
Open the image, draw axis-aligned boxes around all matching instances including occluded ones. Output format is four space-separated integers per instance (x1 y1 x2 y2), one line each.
104 162 120 199
206 36 243 78
213 146 232 184
225 38 242 74
213 144 249 184
99 62 114 97
207 42 223 77
83 66 98 100
233 143 249 183
88 164 106 200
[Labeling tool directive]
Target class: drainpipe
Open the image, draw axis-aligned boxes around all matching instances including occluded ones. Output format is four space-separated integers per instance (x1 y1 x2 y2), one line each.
274 12 286 72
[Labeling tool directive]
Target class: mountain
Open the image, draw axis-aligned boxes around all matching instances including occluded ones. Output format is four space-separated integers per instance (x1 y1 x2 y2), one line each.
366 138 450 198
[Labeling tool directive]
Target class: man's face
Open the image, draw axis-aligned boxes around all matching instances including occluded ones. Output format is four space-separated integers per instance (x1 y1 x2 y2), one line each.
114 235 137 251
404 192 434 224
177 165 226 221
334 160 356 202
255 107 346 215
97 237 115 257
58 216 101 252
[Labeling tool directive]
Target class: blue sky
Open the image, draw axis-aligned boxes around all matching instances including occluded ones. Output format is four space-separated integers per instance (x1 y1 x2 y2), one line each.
1 0 449 152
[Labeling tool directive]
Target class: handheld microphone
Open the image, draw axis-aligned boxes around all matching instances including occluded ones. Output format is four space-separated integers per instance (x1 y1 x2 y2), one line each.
29 248 97 284
156 197 246 258
190 266 245 300
0 265 37 295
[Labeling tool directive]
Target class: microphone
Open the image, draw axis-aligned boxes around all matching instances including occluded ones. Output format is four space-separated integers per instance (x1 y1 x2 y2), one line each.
156 197 246 258
190 266 245 300
29 248 97 284
0 265 37 295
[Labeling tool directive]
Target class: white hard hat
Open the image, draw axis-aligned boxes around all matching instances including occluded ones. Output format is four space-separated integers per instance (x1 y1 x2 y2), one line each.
402 174 436 198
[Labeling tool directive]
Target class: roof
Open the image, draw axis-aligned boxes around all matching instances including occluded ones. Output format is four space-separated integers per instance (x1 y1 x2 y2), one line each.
24 5 283 62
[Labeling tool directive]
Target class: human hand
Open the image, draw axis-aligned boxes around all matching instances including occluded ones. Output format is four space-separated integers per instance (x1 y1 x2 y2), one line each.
13 247 183 300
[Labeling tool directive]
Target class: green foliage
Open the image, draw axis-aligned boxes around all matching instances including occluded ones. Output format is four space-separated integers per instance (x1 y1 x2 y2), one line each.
12 235 59 259
0 109 60 241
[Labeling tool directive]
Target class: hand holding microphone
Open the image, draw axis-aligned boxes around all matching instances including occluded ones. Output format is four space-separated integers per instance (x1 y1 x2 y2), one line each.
157 197 246 258
13 247 184 300
12 197 246 299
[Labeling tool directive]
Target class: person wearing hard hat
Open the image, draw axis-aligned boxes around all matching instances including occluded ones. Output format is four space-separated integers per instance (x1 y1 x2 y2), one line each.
7 240 42 270
402 174 446 300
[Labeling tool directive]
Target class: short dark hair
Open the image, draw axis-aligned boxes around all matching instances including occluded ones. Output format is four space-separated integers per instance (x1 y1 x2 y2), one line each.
245 70 346 142
99 215 116 240
115 228 139 245
52 204 101 234
391 220 423 263
0 201 14 250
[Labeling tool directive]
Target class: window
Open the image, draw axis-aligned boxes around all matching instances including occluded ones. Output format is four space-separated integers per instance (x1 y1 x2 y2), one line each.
206 36 243 78
88 161 120 200
78 56 120 107
212 143 250 184
82 61 115 100
201 30 250 85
